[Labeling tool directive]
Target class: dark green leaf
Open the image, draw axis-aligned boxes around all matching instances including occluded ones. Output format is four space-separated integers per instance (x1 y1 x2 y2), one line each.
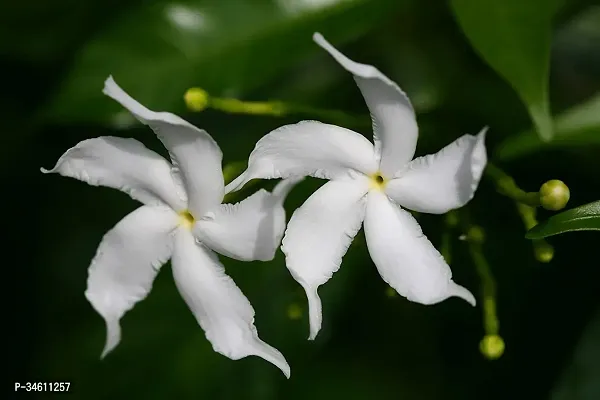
450 0 561 141
496 92 600 161
526 200 600 239
44 0 400 124
551 307 600 400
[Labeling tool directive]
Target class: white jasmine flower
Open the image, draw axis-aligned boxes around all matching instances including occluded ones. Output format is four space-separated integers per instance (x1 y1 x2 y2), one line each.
226 33 487 340
42 77 299 377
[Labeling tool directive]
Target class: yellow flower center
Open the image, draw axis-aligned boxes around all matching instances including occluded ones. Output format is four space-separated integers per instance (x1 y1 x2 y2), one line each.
369 171 387 191
178 209 195 230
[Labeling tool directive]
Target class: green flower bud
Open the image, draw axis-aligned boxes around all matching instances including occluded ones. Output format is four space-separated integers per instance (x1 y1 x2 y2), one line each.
445 211 459 228
287 303 302 320
467 225 485 244
385 286 397 298
479 334 505 360
534 240 554 263
539 180 570 211
184 87 210 112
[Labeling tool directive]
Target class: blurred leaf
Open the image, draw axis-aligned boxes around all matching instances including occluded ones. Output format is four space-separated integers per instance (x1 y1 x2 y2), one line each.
450 0 561 141
526 200 600 239
44 0 400 124
552 307 600 400
0 0 137 63
222 161 246 185
496 92 600 161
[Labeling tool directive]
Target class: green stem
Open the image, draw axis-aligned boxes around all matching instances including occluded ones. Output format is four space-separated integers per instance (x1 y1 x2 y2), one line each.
516 202 554 262
208 96 372 129
485 163 540 207
469 243 499 335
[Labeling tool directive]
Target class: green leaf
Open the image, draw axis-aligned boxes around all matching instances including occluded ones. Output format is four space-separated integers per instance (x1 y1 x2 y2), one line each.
450 0 561 141
551 308 600 400
526 200 600 239
44 0 400 124
496 92 600 161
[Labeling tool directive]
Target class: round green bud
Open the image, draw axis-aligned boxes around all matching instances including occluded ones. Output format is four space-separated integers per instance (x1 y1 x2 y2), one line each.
534 240 554 263
184 87 210 112
445 211 459 228
385 286 397 298
479 334 505 360
287 303 302 320
467 225 485 244
539 180 570 211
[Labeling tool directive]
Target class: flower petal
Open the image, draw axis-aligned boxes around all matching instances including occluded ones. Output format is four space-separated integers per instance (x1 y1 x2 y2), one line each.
171 229 290 378
194 177 302 262
313 33 418 177
103 76 224 217
385 129 487 214
225 121 377 192
364 191 475 306
281 178 368 340
85 205 178 358
41 136 185 210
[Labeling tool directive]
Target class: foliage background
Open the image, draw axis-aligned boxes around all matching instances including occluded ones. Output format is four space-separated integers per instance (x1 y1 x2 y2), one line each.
6 0 600 399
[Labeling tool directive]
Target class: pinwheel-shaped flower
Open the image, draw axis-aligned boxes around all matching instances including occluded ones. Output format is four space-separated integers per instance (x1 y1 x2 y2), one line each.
42 77 298 377
227 33 487 340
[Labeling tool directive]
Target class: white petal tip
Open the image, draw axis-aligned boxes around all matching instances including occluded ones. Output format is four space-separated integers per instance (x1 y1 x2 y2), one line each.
301 284 324 342
102 75 129 105
250 344 291 379
40 167 52 174
312 32 325 43
99 318 121 359
449 282 476 306
99 348 111 360
102 75 117 94
100 338 118 359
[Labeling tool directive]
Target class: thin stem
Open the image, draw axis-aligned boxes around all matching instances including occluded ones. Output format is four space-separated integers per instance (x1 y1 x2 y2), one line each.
207 96 372 129
485 163 540 207
468 239 499 335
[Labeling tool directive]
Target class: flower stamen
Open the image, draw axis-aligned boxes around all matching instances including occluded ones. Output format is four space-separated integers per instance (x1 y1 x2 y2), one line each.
369 172 387 191
178 210 195 230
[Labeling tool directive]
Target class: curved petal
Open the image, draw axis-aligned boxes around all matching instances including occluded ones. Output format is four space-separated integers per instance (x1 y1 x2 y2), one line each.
313 33 418 177
385 129 487 214
364 191 475 306
41 136 185 210
281 178 368 340
225 121 377 192
85 205 178 358
103 76 224 217
194 177 302 262
171 230 290 378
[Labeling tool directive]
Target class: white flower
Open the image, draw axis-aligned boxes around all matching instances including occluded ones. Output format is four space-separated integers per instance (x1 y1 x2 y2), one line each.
41 77 300 377
226 33 487 340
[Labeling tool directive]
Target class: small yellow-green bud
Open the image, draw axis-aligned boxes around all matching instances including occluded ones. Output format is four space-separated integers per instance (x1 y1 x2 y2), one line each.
467 225 485 244
479 334 505 360
539 180 570 211
445 211 459 228
385 286 397 298
534 240 554 263
184 87 210 112
287 303 302 320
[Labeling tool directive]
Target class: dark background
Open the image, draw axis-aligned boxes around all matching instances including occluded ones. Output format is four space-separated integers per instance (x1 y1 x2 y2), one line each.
4 0 600 399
